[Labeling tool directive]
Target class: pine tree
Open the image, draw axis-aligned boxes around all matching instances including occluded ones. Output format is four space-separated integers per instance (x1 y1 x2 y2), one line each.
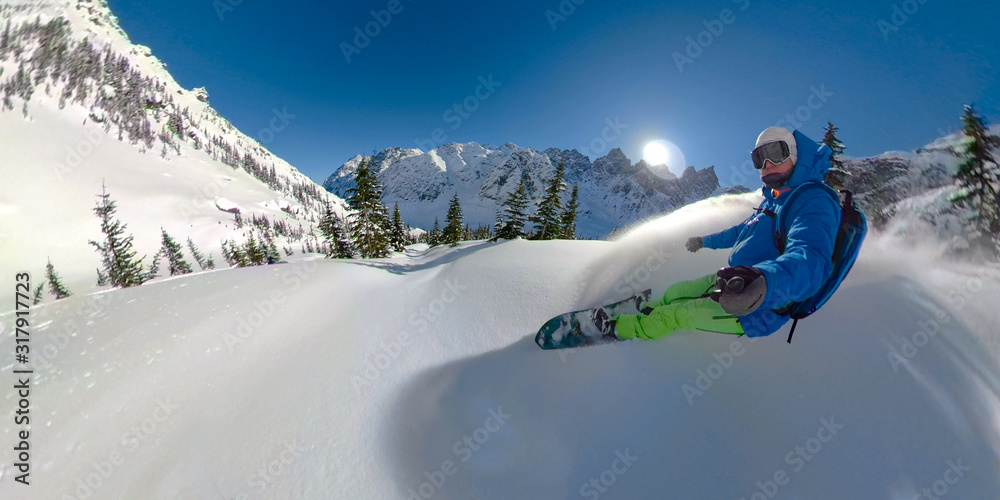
1 21 10 58
160 229 193 275
494 178 529 240
88 183 147 288
951 105 1000 251
333 215 354 258
405 223 416 244
246 231 266 265
147 249 162 280
442 194 464 246
390 202 408 252
429 217 441 247
319 203 355 259
187 237 213 270
318 202 336 251
221 239 251 267
529 158 566 240
45 258 72 299
32 282 44 305
96 268 108 286
493 211 505 239
822 121 848 190
346 159 391 258
263 229 281 264
560 184 580 239
221 240 235 267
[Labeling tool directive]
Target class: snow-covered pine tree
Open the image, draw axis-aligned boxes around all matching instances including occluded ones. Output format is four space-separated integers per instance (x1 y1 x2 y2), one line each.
160 229 193 275
45 258 72 299
405 223 417 244
493 211 504 239
494 177 529 240
346 159 392 258
822 121 848 190
390 202 407 252
529 157 566 240
560 184 580 239
951 105 1000 252
221 229 275 267
442 194 464 247
245 231 266 265
88 183 147 288
319 203 354 258
263 229 281 264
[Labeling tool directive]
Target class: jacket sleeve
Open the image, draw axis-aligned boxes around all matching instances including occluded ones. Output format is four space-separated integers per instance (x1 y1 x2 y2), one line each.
753 193 840 310
702 222 745 250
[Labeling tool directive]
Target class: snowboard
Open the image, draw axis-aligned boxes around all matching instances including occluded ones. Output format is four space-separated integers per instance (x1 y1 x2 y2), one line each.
535 289 651 350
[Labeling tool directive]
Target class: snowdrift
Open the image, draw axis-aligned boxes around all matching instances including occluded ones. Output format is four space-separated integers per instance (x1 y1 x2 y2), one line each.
2 193 999 499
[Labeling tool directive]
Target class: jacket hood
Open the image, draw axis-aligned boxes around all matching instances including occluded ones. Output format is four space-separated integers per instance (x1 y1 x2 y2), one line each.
764 130 832 198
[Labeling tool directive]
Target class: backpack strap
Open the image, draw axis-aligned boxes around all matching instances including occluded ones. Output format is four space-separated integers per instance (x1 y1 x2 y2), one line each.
787 318 799 344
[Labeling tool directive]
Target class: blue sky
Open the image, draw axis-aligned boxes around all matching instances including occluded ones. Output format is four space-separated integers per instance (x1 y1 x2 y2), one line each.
108 0 1000 188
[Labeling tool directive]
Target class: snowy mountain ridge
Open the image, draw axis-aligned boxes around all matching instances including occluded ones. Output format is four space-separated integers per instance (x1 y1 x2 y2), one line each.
0 0 347 298
841 125 1000 255
323 142 731 238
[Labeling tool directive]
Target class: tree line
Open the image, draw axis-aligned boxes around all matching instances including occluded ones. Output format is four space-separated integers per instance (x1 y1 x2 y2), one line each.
320 156 582 258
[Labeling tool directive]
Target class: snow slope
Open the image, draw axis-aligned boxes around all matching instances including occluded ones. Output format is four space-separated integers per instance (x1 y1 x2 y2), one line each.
2 193 999 499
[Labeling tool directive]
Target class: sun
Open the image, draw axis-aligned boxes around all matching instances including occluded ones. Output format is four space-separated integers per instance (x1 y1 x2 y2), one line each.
642 139 686 178
643 142 670 166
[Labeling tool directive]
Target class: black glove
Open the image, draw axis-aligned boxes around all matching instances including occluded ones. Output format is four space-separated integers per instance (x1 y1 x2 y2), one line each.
686 236 704 253
710 266 767 316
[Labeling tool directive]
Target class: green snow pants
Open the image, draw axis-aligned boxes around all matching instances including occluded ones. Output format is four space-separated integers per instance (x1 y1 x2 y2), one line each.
614 273 744 340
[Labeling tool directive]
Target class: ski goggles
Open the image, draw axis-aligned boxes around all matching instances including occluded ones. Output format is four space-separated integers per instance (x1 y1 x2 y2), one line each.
751 141 791 170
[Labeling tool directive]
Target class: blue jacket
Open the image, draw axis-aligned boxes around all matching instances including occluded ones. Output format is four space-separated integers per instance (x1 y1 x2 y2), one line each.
702 130 840 337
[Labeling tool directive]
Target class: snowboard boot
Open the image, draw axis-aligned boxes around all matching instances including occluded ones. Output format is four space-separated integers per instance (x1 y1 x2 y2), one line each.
590 306 617 339
634 289 653 315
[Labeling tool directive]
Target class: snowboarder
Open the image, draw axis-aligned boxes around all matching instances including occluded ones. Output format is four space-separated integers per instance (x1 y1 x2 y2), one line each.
597 127 842 341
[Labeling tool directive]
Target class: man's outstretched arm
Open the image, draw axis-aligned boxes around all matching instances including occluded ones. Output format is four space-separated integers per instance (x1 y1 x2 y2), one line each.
701 221 747 250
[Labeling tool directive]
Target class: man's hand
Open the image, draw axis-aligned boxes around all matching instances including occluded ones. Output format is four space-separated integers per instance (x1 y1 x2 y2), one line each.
710 266 767 316
686 236 704 253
